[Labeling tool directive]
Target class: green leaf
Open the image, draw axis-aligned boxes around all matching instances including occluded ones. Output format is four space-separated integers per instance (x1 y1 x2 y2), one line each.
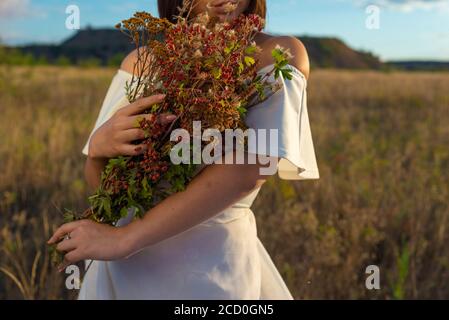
205 57 215 67
135 204 146 217
274 68 281 79
271 48 283 63
245 46 257 55
120 207 129 218
244 56 255 67
212 68 222 79
183 63 191 71
277 60 288 68
102 198 112 217
108 156 127 169
282 69 293 80
238 62 244 73
237 106 247 116
224 42 235 55
141 176 152 199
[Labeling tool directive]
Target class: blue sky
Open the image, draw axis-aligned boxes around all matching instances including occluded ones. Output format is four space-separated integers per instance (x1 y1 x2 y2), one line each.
0 0 448 61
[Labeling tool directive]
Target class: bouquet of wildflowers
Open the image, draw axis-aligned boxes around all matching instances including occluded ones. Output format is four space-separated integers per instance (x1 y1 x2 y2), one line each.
51 0 293 263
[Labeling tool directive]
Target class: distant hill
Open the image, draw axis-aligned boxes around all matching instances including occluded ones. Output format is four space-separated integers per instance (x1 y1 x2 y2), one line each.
10 28 386 69
4 28 449 71
19 28 134 65
386 61 449 71
299 36 383 69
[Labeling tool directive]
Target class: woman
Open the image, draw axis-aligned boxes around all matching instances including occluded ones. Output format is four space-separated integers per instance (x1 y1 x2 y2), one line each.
48 0 320 299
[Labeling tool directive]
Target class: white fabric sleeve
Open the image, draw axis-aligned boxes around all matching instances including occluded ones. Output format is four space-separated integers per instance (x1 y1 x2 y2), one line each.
245 66 320 180
82 70 132 156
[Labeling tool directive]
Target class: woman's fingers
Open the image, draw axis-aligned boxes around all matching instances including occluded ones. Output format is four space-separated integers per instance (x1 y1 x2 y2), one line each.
58 251 82 272
119 128 147 142
57 259 71 272
157 113 177 126
48 221 81 244
115 143 149 156
125 113 177 129
119 94 166 116
128 114 153 128
65 250 82 265
56 238 77 252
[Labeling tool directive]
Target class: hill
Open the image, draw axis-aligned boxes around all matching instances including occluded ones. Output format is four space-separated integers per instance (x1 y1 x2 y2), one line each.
8 28 384 69
386 61 449 71
300 36 382 69
18 28 133 65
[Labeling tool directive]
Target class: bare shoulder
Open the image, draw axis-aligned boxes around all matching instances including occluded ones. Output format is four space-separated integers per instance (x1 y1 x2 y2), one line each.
120 49 139 75
259 35 310 80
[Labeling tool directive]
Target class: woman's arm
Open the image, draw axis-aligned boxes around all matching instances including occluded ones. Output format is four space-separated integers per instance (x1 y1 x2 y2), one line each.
122 155 273 256
84 157 108 191
49 153 276 269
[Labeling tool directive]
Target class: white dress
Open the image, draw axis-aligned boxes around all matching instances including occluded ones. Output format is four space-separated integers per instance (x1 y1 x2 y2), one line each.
78 64 320 300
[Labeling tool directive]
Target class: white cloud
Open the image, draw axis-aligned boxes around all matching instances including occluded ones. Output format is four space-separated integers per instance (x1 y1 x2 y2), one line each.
0 0 31 19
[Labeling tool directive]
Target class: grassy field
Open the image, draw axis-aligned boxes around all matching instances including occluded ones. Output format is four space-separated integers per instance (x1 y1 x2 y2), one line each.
0 66 448 299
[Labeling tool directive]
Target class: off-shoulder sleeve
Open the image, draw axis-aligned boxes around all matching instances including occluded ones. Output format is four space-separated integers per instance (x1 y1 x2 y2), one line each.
82 70 132 156
245 66 320 180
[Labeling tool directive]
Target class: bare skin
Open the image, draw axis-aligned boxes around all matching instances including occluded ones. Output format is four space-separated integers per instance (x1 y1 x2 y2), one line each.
84 96 177 191
49 0 310 271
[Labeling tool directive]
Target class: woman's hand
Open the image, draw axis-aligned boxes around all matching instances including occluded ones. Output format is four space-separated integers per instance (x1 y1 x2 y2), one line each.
47 220 132 272
88 94 176 159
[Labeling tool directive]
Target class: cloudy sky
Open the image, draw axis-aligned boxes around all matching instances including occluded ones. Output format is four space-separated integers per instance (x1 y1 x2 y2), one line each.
0 0 448 61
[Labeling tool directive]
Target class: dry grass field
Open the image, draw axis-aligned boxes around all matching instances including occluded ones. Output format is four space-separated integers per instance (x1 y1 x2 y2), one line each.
0 65 448 299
